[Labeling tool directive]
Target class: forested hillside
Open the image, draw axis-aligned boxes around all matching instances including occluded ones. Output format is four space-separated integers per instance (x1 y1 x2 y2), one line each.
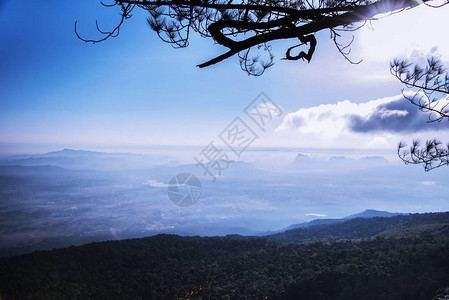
1 212 449 299
268 212 449 243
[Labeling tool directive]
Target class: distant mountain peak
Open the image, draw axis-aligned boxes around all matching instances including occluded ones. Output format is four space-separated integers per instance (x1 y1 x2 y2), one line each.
43 149 143 158
343 209 406 220
295 153 310 159
47 149 99 155
290 154 313 166
61 148 83 152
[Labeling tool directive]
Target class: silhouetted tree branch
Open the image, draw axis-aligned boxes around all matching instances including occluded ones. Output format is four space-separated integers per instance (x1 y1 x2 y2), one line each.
392 57 449 171
398 139 449 171
76 0 446 75
75 3 135 44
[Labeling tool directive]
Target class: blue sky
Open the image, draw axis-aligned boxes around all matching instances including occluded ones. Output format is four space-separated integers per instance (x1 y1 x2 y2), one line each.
1 0 449 155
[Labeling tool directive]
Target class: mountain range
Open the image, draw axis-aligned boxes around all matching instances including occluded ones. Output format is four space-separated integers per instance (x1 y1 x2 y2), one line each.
0 149 170 170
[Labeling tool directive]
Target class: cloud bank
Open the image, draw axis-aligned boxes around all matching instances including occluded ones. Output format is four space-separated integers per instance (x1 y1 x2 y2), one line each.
274 94 449 149
347 97 448 133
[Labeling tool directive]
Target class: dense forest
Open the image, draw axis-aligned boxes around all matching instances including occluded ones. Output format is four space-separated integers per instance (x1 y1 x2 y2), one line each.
268 212 449 243
1 213 449 299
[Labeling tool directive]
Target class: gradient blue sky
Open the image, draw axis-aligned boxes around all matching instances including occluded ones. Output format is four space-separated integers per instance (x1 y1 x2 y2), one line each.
1 0 449 155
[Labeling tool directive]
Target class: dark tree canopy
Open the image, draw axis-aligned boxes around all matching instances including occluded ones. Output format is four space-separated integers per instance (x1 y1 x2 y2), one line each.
391 57 449 171
76 0 445 75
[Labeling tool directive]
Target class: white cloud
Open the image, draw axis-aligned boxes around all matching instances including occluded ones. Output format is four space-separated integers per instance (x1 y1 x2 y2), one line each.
272 94 449 149
305 213 327 217
420 181 436 186
142 179 173 188
277 95 403 135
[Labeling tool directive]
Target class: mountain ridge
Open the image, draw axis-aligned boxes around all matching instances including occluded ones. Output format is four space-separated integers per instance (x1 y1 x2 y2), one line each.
268 211 449 243
283 209 406 231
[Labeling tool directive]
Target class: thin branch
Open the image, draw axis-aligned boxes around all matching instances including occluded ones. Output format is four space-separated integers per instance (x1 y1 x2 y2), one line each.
75 3 135 44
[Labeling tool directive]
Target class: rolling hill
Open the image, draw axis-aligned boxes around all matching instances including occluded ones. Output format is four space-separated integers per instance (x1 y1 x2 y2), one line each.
1 211 449 299
268 211 449 243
